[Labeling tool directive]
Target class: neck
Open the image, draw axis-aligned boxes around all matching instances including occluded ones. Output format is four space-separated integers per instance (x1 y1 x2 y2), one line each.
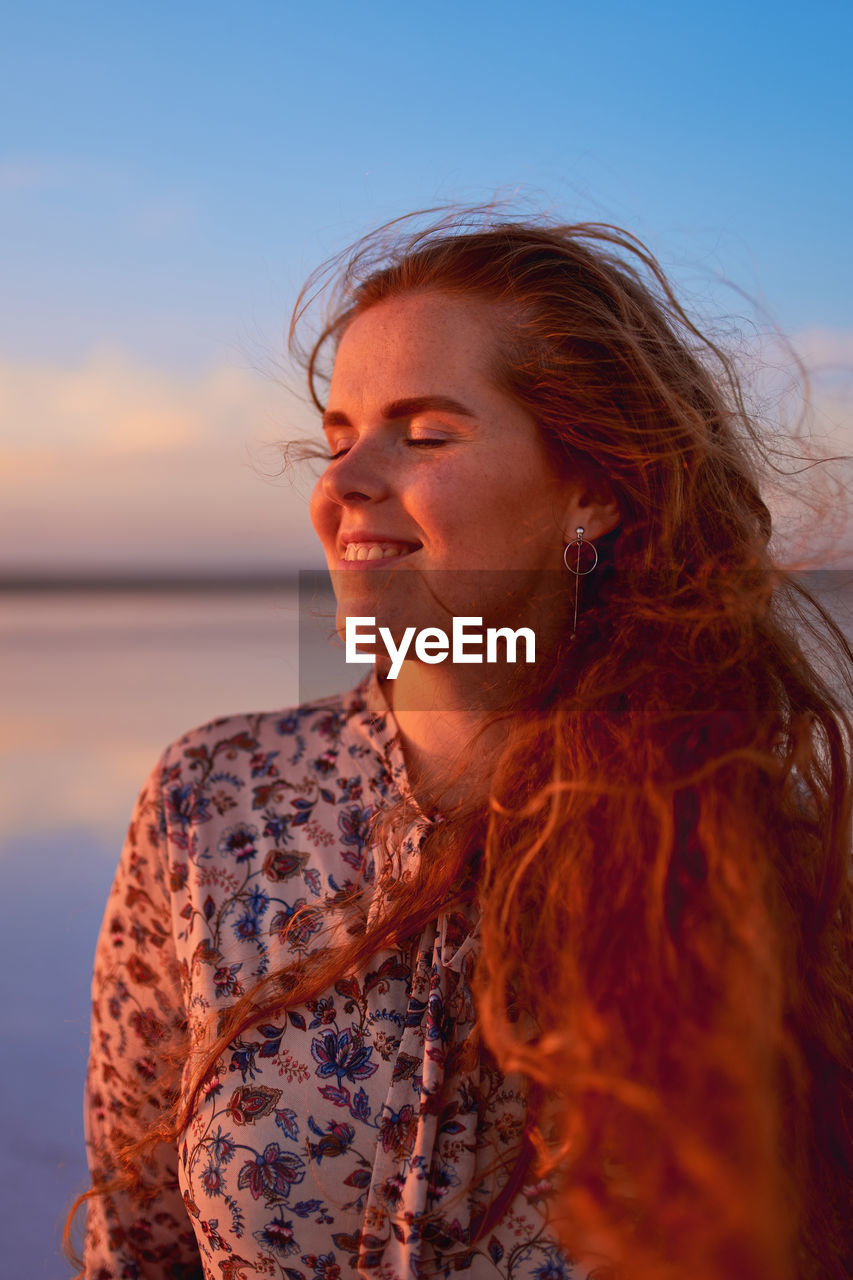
378 659 516 815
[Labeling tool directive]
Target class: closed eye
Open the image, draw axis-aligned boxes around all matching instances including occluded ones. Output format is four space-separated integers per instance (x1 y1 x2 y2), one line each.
327 437 448 460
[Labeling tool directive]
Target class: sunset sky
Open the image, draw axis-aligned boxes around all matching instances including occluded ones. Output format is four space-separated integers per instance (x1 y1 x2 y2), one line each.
3 0 852 572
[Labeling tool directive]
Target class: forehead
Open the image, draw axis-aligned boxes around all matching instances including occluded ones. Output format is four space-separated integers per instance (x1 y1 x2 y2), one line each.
329 291 507 404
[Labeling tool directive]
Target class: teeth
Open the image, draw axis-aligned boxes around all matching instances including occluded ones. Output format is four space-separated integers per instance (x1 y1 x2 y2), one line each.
344 542 413 562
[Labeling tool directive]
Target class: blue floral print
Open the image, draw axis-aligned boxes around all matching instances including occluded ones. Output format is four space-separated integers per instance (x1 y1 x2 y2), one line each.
83 675 591 1279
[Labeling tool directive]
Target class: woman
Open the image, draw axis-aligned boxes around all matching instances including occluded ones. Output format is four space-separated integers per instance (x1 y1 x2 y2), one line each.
72 211 853 1280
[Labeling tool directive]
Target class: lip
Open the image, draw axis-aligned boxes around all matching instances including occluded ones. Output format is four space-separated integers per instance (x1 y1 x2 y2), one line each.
340 531 422 547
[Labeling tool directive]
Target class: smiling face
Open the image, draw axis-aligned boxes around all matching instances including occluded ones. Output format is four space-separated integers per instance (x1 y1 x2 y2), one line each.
309 290 617 657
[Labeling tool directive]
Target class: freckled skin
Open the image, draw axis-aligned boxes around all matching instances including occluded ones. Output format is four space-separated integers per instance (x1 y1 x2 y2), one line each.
310 290 619 646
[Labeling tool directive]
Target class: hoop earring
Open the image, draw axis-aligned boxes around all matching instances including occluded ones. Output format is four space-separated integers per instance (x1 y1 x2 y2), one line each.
563 526 599 639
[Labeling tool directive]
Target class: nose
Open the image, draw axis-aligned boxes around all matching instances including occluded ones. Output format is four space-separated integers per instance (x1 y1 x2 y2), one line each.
320 440 392 506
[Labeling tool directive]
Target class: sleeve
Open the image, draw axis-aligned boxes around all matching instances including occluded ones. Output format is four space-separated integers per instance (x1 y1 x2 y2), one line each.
82 751 204 1280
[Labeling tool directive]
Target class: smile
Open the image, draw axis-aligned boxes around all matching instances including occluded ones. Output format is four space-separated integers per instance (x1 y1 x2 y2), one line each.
339 540 420 566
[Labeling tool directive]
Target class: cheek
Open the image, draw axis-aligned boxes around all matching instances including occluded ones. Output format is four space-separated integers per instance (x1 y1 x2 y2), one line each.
477 471 562 561
415 464 509 550
309 481 335 543
435 484 511 565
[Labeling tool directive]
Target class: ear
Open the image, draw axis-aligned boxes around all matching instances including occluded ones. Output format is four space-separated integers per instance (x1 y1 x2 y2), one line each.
559 477 621 544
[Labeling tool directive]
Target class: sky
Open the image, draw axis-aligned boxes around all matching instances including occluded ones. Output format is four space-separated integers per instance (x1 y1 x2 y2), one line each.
2 0 852 572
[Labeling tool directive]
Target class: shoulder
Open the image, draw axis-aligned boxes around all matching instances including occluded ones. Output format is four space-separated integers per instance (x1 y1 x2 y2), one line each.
157 685 365 785
141 678 393 855
149 674 392 791
129 681 393 996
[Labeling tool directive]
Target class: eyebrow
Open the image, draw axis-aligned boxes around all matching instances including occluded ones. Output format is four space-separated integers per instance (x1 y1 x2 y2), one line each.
321 395 477 430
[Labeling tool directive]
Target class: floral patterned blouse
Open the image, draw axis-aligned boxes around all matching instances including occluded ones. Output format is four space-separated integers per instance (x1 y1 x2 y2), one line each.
83 673 595 1280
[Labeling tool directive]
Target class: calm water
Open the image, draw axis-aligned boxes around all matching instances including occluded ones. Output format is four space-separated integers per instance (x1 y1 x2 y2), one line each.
0 587 349 1277
1 580 850 1276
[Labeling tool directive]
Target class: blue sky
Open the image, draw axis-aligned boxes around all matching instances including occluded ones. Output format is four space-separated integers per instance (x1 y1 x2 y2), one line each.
2 0 851 569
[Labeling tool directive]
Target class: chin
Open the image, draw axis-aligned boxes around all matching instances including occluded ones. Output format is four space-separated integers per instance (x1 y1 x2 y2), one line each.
333 577 438 649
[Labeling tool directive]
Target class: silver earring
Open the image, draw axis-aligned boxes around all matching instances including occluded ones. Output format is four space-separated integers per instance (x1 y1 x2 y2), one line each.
563 527 599 639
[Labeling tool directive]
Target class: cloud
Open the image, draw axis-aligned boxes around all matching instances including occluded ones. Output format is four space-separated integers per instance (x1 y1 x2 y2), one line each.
0 159 64 191
0 336 850 572
0 347 300 454
0 348 325 570
788 328 853 372
718 328 853 566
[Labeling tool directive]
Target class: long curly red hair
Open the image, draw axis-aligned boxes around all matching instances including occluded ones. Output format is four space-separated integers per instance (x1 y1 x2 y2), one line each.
69 211 853 1279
